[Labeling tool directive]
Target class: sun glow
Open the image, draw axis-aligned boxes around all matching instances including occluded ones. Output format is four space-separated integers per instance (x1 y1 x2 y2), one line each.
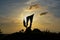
17 4 48 31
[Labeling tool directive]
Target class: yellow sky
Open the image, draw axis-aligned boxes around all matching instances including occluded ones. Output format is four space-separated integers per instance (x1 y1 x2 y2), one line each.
0 4 60 34
17 4 60 33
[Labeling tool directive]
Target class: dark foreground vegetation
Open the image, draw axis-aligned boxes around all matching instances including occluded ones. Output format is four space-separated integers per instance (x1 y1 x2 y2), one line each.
0 14 60 40
0 28 60 40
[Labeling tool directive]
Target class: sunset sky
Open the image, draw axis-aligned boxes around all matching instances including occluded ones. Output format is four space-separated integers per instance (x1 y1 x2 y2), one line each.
0 0 60 34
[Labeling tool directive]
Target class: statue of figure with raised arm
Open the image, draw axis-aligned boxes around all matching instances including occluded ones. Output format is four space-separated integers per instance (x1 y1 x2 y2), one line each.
23 14 34 32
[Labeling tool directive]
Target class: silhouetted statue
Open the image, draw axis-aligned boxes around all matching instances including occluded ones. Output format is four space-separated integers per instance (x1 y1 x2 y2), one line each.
23 14 34 32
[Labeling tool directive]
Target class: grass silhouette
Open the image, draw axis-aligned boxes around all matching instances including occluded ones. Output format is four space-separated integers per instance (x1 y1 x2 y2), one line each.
0 28 60 40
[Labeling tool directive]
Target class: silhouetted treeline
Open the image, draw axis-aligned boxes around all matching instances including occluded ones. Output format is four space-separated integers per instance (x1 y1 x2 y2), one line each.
0 28 60 40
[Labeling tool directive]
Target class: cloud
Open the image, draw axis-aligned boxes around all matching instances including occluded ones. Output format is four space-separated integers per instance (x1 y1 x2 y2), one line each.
28 4 40 10
37 0 60 18
0 0 29 16
40 12 48 16
26 0 60 18
26 0 37 5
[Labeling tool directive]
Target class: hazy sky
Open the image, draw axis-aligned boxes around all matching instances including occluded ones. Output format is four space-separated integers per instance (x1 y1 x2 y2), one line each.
0 0 60 34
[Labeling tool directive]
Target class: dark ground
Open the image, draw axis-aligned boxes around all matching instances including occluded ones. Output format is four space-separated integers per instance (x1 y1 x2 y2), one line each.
0 28 60 40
